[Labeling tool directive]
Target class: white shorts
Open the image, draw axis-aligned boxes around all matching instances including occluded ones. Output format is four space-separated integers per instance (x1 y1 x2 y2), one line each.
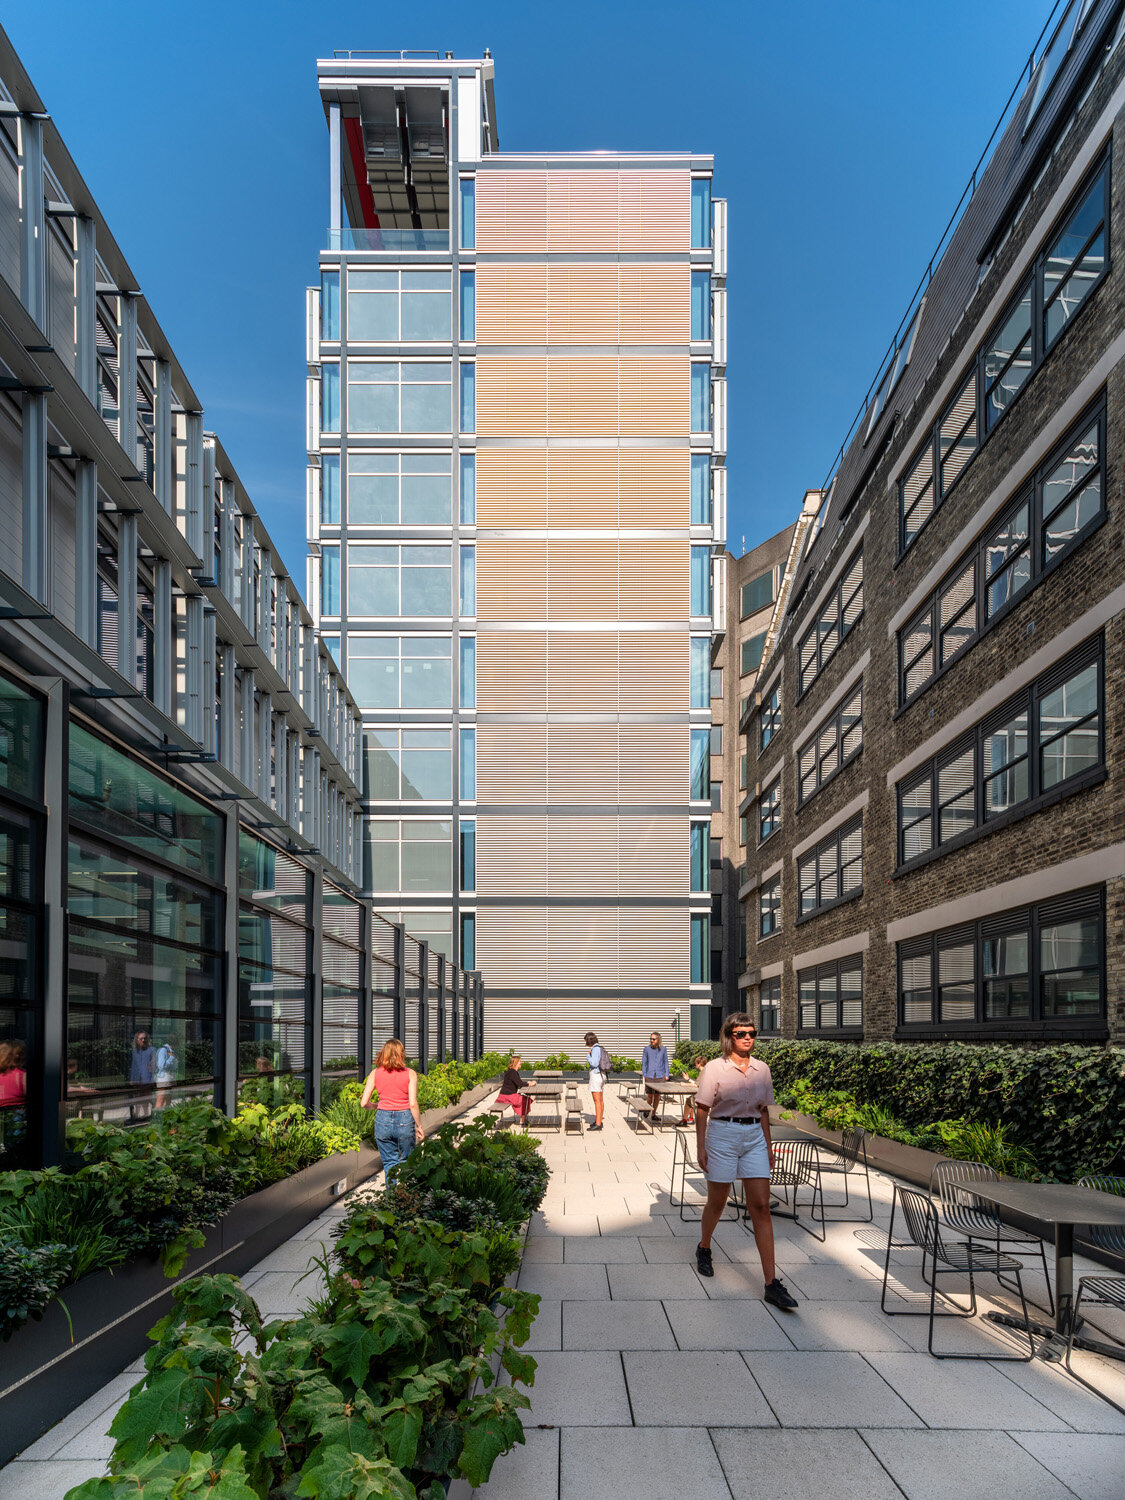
704 1118 770 1182
589 1071 604 1092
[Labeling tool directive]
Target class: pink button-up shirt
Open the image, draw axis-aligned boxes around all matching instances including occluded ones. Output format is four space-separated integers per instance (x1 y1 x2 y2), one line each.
695 1055 775 1117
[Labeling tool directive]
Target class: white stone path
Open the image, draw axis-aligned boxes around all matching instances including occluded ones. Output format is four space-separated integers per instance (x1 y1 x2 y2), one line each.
3 1093 1124 1499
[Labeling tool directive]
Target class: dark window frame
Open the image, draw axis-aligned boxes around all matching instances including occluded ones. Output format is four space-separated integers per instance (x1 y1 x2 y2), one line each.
759 974 781 1034
797 955 864 1034
897 885 1106 1033
758 777 781 847
897 634 1104 873
758 874 781 940
897 150 1110 558
797 547 864 699
797 679 864 808
897 396 1106 709
797 814 863 923
759 681 781 754
740 569 775 619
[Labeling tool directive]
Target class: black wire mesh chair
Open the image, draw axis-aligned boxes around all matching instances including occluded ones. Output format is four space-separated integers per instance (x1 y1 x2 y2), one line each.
880 1184 1034 1360
1065 1175 1125 1415
670 1129 741 1222
930 1159 1054 1316
767 1137 826 1241
813 1126 874 1222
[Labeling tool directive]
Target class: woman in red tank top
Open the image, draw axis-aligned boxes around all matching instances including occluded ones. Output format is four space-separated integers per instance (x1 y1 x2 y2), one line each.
361 1039 423 1183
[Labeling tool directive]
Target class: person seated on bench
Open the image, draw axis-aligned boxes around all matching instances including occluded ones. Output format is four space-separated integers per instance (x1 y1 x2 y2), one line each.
494 1054 528 1118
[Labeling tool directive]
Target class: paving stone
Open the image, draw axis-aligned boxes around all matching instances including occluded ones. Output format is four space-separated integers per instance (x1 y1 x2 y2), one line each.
762 1300 912 1352
712 1428 905 1500
862 1430 1076 1500
863 1352 1069 1430
473 1425 559 1499
663 1298 796 1351
561 1427 732 1499
621 1350 777 1426
606 1263 709 1300
563 1234 646 1263
510 1351 632 1426
524 1298 562 1350
1013 1433 1125 1500
17 1373 137 1460
742 1350 923 1427
0 1461 108 1498
563 1299 676 1351
517 1264 611 1299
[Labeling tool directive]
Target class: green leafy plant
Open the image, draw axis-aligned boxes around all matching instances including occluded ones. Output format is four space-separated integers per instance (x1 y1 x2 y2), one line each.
0 1236 73 1341
0 1175 126 1280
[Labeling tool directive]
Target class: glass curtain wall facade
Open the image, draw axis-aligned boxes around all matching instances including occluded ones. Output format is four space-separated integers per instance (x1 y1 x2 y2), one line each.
311 52 724 1051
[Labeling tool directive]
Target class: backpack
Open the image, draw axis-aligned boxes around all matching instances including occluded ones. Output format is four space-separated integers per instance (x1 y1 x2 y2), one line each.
597 1045 613 1077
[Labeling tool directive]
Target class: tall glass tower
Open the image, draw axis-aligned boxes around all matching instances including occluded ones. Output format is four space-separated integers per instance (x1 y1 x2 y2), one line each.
308 51 726 1051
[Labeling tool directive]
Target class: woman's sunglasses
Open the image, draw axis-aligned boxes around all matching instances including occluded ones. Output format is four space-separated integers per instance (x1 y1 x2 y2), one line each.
731 1028 757 1038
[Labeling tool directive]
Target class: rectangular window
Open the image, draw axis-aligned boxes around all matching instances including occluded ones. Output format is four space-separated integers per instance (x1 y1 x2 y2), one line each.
739 814 748 847
321 454 340 525
460 272 476 341
690 822 710 893
898 886 1104 1028
691 364 711 433
709 724 722 756
348 452 452 526
710 667 723 700
459 727 476 800
460 819 476 891
691 270 712 340
346 636 452 711
347 544 451 618
758 778 780 845
760 975 780 1033
690 914 710 984
759 684 781 753
691 546 712 617
459 636 476 709
459 178 476 249
739 753 747 792
897 637 1102 866
347 269 452 342
690 636 710 708
321 546 340 615
899 156 1109 553
459 547 476 616
691 177 712 249
798 548 863 695
798 815 862 918
898 403 1104 706
348 361 452 434
741 632 766 677
691 453 711 525
740 571 774 618
690 728 711 801
321 272 340 340
366 819 452 894
797 682 862 806
798 957 862 1031
460 911 475 970
321 365 340 433
364 728 452 802
460 451 476 525
459 363 476 433
759 876 780 939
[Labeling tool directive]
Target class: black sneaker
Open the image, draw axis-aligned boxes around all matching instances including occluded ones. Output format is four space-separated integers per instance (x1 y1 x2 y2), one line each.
695 1244 714 1277
763 1277 798 1310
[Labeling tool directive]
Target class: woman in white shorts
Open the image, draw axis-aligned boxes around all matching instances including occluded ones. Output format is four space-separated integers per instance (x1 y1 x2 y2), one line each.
583 1030 608 1130
693 1013 798 1311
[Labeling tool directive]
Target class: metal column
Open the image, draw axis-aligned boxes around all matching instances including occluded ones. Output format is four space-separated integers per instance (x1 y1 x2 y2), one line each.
74 459 97 645
393 921 407 1044
19 112 46 329
36 678 67 1165
22 390 47 602
308 866 323 1115
220 806 240 1117
418 941 429 1072
436 954 447 1064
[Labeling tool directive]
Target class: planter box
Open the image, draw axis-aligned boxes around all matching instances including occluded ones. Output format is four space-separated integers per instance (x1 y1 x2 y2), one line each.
0 1077 500 1467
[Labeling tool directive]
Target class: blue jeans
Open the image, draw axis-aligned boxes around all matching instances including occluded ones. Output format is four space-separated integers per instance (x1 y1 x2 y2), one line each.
374 1108 416 1184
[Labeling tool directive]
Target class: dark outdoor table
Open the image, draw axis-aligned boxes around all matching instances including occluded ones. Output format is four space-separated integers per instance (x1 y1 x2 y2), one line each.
521 1083 564 1132
969 1178 1125 1357
647 1079 696 1126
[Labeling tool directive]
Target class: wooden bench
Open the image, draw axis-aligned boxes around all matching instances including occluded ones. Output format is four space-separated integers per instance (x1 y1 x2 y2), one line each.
625 1090 654 1134
564 1094 584 1134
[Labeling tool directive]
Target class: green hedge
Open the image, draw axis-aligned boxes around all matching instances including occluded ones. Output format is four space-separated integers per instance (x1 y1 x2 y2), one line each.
674 1039 1124 1183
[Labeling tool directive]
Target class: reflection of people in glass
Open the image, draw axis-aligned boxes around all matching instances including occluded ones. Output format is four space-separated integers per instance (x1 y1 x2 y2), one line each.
66 1057 98 1098
129 1031 156 1119
154 1036 178 1110
0 1041 26 1106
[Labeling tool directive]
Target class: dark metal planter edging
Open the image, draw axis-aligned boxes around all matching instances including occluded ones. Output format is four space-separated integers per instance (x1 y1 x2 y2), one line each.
0 1077 501 1467
782 1109 1125 1274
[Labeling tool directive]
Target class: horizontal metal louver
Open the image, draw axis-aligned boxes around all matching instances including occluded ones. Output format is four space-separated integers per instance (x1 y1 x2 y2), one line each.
619 905 689 982
618 633 689 713
619 356 689 435
548 815 618 896
547 724 618 802
476 447 548 526
548 171 622 252
618 725 687 802
619 263 691 343
548 357 619 436
476 630 548 711
476 815 548 895
547 448 618 526
547 635 618 712
618 169 692 252
617 815 688 896
476 171 548 252
619 448 691 525
477 725 547 802
476 263 549 343
548 538 619 619
618 539 688 619
476 907 549 983
475 538 548 621
476 356 548 437
548 263 620 343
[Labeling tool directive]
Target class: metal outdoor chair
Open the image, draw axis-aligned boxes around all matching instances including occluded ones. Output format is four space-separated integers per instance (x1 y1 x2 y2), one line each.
930 1160 1054 1316
669 1129 741 1222
768 1136 826 1241
881 1184 1034 1360
814 1127 874 1222
1065 1175 1125 1415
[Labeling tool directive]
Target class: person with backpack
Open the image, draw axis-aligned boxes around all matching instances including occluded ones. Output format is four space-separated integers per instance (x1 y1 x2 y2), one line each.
583 1030 612 1130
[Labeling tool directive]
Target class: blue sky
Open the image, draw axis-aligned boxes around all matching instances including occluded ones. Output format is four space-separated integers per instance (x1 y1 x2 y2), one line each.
7 0 1061 576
